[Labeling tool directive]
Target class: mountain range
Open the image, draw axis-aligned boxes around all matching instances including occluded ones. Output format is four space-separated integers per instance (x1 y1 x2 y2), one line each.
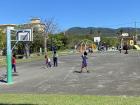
66 27 140 37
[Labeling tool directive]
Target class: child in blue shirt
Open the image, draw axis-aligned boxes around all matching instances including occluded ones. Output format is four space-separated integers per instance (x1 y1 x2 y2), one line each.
80 51 89 73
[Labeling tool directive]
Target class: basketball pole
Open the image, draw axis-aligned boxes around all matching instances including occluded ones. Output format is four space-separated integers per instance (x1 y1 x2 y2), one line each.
6 27 13 84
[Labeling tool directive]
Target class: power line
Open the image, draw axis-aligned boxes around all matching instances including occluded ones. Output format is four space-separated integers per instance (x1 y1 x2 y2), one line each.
99 21 140 28
105 22 134 28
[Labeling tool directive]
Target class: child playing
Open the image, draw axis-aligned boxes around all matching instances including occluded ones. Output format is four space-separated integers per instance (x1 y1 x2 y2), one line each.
12 54 17 73
45 54 51 68
80 51 89 73
53 51 58 67
47 57 51 67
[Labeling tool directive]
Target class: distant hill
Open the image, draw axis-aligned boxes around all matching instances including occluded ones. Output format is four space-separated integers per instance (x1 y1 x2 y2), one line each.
66 27 140 37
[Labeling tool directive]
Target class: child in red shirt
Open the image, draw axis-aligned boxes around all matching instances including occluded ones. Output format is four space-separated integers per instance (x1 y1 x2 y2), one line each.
12 54 17 72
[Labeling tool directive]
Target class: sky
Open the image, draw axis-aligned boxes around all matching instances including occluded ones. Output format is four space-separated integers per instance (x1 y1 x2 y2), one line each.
0 0 140 30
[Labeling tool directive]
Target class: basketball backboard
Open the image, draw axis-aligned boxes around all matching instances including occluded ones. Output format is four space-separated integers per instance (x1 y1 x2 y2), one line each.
11 29 33 42
94 37 101 43
16 29 33 41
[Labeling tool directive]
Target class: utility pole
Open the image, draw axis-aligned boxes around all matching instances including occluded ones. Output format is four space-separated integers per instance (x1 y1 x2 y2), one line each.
135 21 137 44
42 23 48 54
44 34 47 53
45 32 49 53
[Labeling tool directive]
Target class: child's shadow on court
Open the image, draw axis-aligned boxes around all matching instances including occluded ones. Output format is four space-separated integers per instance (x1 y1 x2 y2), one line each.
73 71 81 73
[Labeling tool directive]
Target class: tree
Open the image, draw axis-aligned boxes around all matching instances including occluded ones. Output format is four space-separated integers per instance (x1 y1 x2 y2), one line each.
101 37 118 47
119 29 123 35
54 32 69 48
40 18 58 53
31 31 44 53
0 31 2 49
0 30 6 50
47 33 68 50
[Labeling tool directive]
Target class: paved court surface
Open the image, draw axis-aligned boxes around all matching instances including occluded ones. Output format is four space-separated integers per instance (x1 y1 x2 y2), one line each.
0 51 140 96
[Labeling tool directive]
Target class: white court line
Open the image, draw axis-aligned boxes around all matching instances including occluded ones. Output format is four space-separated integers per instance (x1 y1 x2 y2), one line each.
64 67 75 81
34 80 49 88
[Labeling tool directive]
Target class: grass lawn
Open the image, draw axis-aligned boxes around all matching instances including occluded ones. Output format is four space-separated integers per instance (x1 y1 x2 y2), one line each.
0 94 140 105
0 55 44 67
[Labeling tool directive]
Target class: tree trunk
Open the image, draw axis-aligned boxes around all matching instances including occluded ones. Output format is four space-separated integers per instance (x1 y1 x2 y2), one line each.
24 43 30 59
44 37 47 54
44 32 48 54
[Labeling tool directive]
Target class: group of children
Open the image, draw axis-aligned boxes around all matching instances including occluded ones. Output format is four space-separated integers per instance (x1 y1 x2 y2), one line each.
45 51 58 68
11 50 89 73
45 50 89 73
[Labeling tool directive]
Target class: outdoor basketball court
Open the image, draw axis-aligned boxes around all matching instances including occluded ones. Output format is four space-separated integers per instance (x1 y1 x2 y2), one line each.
5 27 33 84
0 51 140 96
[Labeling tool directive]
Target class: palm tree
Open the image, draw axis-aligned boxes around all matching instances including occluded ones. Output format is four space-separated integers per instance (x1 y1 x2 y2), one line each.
119 29 123 49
